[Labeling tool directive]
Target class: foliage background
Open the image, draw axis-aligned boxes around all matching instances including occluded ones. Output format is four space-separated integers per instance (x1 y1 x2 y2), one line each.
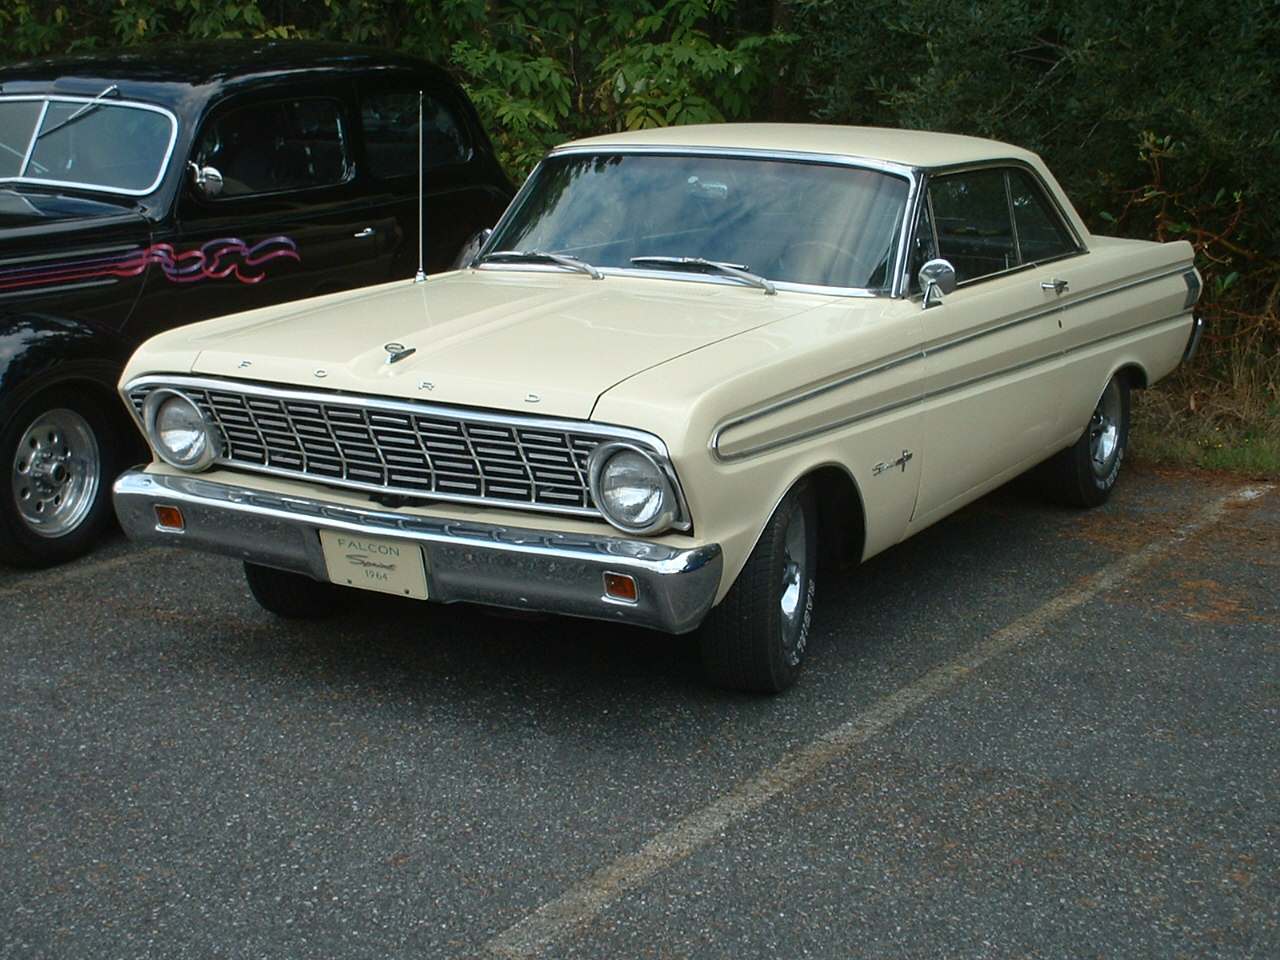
1 0 1276 466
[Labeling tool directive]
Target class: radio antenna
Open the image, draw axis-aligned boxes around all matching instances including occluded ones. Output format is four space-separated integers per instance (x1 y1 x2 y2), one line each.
415 89 426 283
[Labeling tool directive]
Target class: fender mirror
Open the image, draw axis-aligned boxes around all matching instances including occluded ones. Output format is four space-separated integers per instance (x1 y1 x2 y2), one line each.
188 162 224 199
918 258 957 309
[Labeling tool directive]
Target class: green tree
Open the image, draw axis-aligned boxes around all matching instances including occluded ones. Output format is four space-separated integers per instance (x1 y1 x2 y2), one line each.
791 0 1279 442
0 1 793 177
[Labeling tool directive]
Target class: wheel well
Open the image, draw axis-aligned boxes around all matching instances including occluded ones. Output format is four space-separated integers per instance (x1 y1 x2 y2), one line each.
1118 363 1149 390
806 465 866 579
23 376 145 464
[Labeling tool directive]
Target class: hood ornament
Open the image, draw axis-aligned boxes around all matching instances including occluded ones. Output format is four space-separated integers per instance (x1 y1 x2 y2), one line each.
384 342 417 365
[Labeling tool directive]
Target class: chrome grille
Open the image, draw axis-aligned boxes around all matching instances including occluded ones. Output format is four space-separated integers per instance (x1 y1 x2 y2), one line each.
126 379 634 516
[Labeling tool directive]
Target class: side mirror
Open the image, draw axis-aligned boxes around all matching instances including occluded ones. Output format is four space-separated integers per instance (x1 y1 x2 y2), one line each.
188 161 224 199
451 227 492 270
918 258 957 309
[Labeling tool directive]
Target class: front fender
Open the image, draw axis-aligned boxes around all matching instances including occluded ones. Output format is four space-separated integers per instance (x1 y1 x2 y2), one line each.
0 313 135 421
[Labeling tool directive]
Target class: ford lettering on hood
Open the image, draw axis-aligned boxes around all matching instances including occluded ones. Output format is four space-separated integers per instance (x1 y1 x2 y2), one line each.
169 271 826 419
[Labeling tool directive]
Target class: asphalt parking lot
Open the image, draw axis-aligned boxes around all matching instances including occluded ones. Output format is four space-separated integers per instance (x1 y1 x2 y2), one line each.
2 462 1276 959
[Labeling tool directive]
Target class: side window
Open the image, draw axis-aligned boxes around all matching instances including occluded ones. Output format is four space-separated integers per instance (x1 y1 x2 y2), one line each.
196 98 349 197
361 91 469 178
929 169 1016 283
908 199 938 294
1009 169 1078 263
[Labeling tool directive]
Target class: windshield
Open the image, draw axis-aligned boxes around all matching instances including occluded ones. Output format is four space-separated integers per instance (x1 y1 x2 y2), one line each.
0 95 177 195
484 152 910 292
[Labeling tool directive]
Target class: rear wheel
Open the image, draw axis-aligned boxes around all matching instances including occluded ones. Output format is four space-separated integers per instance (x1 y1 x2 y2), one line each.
1 390 121 568
1043 373 1130 507
698 484 817 694
244 562 351 618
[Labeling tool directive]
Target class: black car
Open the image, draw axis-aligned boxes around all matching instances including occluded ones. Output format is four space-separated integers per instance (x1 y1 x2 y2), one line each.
0 40 513 566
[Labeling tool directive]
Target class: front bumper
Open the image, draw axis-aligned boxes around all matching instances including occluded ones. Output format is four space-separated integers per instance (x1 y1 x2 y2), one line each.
113 469 722 634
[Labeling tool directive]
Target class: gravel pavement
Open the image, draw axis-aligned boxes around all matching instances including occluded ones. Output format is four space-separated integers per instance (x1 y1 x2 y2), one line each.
2 462 1276 959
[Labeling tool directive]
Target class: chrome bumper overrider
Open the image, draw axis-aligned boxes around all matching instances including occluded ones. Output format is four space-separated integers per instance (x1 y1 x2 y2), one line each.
113 470 722 634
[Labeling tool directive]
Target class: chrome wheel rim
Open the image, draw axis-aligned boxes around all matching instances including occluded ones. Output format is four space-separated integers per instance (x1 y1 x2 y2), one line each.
12 408 100 538
1088 379 1123 478
778 504 809 663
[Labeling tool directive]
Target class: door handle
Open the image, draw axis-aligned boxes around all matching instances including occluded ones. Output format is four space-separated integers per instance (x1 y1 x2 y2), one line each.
353 227 376 239
1041 278 1069 295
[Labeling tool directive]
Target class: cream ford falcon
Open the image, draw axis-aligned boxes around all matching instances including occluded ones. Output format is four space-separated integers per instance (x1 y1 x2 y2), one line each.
113 124 1202 693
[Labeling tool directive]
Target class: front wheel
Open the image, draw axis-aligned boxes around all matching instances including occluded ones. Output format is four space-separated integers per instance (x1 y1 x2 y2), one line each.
698 484 817 694
1043 373 1131 508
244 562 351 618
0 390 121 568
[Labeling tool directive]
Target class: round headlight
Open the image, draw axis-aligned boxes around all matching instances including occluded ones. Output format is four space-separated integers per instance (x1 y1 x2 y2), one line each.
589 443 678 534
143 390 219 471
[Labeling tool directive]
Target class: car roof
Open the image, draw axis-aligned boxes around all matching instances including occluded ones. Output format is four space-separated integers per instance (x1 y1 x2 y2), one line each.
0 40 452 102
559 123 1042 171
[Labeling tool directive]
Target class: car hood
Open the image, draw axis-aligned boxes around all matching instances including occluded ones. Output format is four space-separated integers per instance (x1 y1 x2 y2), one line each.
174 270 828 419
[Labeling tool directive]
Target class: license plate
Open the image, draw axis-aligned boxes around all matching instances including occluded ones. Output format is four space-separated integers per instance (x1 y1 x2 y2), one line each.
319 530 428 599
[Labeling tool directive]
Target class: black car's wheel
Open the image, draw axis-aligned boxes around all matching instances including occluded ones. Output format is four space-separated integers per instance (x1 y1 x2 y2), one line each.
698 483 817 694
0 390 121 568
1043 373 1131 508
243 561 351 618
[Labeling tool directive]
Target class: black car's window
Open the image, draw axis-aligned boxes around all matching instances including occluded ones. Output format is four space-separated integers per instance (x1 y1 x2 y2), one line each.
924 166 1080 284
361 92 469 178
0 100 42 178
196 98 350 197
0 96 175 194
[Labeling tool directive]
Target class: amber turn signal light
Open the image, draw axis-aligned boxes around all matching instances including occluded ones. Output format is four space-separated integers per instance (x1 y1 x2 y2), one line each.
154 505 185 531
603 571 638 603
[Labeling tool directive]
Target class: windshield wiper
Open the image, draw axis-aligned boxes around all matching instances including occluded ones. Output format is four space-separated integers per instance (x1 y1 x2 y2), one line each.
481 249 603 280
36 84 120 140
629 255 775 295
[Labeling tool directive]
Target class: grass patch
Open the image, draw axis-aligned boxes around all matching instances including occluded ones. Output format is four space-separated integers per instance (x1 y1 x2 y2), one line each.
1132 371 1280 479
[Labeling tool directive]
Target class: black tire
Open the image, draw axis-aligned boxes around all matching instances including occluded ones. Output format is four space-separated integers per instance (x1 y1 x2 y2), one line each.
243 561 350 618
1043 373 1131 508
0 388 122 568
698 483 817 694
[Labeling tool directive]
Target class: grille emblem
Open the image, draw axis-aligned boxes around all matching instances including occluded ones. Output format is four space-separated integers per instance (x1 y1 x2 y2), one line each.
384 342 417 365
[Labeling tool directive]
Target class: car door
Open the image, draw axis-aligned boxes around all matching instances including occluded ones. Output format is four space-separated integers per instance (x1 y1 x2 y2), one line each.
908 165 1083 531
126 85 393 342
354 80 513 275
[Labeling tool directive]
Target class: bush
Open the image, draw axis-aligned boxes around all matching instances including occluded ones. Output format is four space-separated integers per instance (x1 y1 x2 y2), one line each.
791 0 1278 443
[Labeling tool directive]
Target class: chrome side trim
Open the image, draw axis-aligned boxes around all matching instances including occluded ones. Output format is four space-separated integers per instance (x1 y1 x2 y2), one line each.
711 348 924 462
113 470 721 634
712 298 1196 462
